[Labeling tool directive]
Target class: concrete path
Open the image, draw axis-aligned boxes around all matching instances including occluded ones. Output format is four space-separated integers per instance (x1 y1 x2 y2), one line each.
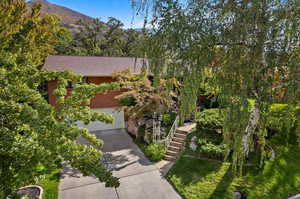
59 129 181 199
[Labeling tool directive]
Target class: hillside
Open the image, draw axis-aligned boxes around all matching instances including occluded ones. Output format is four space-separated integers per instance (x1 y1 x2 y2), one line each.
27 0 94 25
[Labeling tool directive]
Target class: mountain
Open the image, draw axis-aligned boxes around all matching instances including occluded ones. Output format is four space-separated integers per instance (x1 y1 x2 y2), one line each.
27 0 94 25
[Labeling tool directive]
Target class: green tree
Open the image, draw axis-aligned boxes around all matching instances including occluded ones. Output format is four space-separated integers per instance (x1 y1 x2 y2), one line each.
72 18 107 56
56 16 147 57
0 0 119 196
133 0 300 173
113 69 178 120
124 28 148 57
102 17 126 56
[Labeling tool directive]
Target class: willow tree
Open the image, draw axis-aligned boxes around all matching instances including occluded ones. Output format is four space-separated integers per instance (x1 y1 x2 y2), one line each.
0 0 119 196
133 0 300 173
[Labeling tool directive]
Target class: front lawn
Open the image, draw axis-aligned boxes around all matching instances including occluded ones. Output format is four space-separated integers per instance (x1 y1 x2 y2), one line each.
244 147 300 199
37 169 60 199
167 147 300 199
166 157 239 199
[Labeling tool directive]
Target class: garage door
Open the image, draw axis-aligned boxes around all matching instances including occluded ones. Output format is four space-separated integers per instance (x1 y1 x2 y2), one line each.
76 108 125 132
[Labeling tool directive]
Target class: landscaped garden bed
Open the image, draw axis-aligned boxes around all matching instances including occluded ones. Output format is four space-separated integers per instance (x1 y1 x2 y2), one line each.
133 125 167 162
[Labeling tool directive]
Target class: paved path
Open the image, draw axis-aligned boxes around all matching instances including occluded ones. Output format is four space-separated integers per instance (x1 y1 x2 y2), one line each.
59 129 181 199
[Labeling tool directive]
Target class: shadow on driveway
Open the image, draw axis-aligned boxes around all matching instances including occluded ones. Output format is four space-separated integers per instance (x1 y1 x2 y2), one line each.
59 129 181 199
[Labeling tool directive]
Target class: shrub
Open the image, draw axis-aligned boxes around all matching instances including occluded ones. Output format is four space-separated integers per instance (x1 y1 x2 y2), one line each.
118 96 137 106
264 104 299 145
144 143 166 162
195 108 225 129
197 138 226 159
265 104 297 131
162 112 177 126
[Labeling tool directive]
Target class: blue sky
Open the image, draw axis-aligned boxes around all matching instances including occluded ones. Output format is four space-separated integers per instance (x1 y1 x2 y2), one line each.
46 0 145 28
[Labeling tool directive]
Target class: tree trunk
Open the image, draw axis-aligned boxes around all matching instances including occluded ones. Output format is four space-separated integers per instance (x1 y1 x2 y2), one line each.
242 101 260 156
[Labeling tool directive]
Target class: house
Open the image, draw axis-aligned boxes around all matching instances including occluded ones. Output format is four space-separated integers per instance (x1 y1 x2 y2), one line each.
43 55 148 131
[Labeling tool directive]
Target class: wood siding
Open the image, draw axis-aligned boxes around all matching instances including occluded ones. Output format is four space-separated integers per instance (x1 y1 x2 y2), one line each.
48 77 122 108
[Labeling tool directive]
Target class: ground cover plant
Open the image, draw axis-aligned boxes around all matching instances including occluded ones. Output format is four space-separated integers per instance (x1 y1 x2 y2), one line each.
37 169 60 199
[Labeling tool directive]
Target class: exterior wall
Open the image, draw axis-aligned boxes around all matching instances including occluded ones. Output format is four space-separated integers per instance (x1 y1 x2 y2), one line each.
48 76 122 108
48 80 61 107
88 77 122 108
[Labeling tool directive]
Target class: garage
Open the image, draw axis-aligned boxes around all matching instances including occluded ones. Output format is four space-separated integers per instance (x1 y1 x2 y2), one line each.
76 108 125 132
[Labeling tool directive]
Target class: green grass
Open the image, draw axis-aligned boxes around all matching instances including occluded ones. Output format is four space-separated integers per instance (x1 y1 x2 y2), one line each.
37 169 60 199
244 147 300 199
0 169 60 199
166 157 240 199
167 147 300 199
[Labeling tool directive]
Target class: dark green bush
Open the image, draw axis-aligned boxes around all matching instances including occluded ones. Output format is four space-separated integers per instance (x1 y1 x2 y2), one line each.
118 96 137 106
162 112 177 126
197 138 226 159
144 143 166 162
195 108 225 129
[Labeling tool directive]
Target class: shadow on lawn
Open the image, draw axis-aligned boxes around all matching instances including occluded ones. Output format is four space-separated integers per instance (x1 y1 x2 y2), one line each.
209 164 235 199
168 157 222 186
246 147 300 199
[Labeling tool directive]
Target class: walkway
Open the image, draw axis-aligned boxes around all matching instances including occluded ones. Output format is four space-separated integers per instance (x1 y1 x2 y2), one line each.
59 129 182 199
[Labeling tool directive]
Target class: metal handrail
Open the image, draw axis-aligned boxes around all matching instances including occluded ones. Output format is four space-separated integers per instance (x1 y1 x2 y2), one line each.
159 116 179 149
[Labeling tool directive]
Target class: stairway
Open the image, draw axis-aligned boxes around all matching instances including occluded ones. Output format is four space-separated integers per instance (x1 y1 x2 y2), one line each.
164 129 187 161
164 123 196 161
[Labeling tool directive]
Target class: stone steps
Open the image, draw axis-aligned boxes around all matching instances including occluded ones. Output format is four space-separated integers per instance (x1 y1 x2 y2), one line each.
174 132 186 139
168 146 181 152
164 123 196 162
164 154 177 161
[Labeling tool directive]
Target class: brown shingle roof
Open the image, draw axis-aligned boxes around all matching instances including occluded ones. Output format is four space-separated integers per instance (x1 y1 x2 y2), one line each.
43 55 148 76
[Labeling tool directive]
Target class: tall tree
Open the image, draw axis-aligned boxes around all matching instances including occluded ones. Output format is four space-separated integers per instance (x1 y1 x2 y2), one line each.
133 0 300 173
102 17 126 56
56 16 147 57
0 0 119 196
73 18 107 56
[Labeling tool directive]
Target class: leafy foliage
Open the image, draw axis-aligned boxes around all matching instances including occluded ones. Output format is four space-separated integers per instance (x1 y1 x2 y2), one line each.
37 168 60 199
0 0 119 196
195 109 225 130
114 69 178 120
162 112 177 126
55 17 147 57
133 0 300 173
144 143 166 162
266 104 298 132
196 139 226 160
118 95 137 107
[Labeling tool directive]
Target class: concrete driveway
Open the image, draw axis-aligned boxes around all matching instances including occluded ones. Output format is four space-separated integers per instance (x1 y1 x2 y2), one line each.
59 129 181 199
